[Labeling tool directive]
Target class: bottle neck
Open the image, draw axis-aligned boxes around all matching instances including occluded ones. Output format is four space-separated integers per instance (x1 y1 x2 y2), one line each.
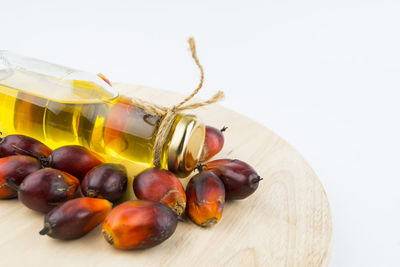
160 114 205 177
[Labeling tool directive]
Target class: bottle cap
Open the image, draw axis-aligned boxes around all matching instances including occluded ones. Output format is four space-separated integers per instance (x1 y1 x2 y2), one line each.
166 115 205 177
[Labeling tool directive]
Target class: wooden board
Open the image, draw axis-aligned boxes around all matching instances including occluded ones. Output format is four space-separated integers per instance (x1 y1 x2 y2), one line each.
0 83 332 267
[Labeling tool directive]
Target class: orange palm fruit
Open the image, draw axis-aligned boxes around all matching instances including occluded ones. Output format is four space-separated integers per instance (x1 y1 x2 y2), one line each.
39 197 112 240
186 170 225 227
102 200 178 250
133 168 186 216
0 155 41 199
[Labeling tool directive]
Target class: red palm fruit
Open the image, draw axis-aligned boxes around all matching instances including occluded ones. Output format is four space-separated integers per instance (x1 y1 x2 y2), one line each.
102 200 178 250
39 197 112 240
133 168 186 216
44 145 105 181
186 170 225 227
11 168 80 213
0 155 41 199
0 134 52 159
199 126 227 162
203 159 262 200
81 163 128 202
97 73 112 86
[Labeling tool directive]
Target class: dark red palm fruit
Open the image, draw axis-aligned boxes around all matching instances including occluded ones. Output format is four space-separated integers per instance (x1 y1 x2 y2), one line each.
133 168 186 216
0 134 52 159
102 200 178 250
14 168 80 213
81 163 127 202
39 197 112 240
203 159 262 200
44 145 105 181
199 126 227 162
186 170 225 227
97 73 112 86
0 155 41 199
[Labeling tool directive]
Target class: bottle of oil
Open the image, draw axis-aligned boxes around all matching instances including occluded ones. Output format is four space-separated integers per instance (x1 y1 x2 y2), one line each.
0 51 205 176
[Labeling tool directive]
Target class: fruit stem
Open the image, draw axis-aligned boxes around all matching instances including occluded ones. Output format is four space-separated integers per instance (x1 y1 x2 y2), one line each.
201 218 218 227
195 163 206 173
39 156 50 168
102 230 114 245
220 126 228 132
251 176 263 184
39 225 50 235
85 189 98 198
5 178 20 191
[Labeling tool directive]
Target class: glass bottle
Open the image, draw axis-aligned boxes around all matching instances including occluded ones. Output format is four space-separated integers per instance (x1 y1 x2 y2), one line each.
0 51 205 176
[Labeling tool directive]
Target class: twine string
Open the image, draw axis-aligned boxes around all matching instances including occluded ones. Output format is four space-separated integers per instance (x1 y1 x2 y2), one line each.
130 37 225 167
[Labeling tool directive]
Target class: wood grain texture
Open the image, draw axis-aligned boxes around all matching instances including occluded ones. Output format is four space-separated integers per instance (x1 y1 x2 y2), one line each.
0 83 332 267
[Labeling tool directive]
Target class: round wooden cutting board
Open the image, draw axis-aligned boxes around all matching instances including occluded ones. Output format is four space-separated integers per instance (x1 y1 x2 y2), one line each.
0 84 332 267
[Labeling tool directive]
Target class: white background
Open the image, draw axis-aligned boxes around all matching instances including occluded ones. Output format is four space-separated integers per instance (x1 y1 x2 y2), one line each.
1 0 400 266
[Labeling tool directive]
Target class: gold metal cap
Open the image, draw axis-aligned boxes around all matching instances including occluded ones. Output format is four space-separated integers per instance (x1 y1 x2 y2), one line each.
167 114 205 177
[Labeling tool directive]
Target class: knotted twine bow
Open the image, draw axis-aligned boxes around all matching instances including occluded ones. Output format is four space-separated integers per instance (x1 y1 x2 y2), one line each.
130 38 225 168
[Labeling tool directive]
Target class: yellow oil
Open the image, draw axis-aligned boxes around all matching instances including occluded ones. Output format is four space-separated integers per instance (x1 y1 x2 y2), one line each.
0 69 168 173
